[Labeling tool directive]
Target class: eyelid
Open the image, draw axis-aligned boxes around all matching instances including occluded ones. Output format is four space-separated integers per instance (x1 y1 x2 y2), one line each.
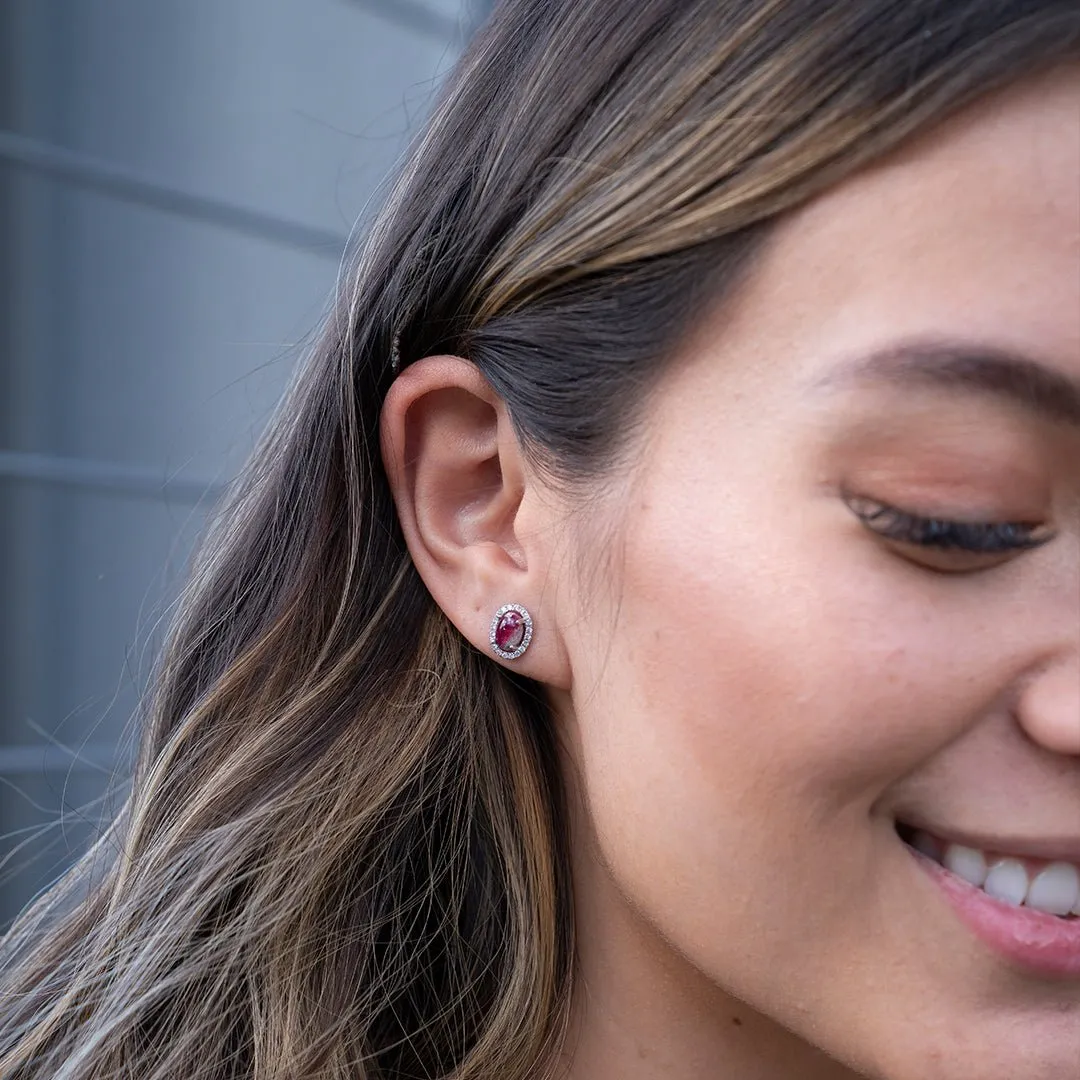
825 430 1053 517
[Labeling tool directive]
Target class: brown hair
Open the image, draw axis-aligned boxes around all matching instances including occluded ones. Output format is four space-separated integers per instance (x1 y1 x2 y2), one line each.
2 2 1077 1077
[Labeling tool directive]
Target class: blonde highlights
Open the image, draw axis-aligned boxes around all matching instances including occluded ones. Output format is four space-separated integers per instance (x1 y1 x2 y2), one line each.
2 2 1077 1077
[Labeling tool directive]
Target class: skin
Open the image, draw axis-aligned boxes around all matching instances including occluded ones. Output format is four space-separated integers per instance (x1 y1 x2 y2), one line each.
381 66 1080 1080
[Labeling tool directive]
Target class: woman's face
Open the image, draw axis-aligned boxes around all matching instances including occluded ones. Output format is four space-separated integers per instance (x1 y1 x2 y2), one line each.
551 67 1080 1079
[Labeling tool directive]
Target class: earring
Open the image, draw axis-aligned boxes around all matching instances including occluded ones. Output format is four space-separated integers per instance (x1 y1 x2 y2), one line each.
489 603 533 660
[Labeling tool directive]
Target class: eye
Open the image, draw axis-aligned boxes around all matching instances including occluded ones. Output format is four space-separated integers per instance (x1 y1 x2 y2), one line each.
844 494 1056 572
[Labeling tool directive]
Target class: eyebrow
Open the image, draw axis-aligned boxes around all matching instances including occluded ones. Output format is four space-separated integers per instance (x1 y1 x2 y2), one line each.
812 341 1080 429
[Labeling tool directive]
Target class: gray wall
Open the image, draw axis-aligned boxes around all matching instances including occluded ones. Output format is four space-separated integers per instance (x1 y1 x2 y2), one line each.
0 0 491 926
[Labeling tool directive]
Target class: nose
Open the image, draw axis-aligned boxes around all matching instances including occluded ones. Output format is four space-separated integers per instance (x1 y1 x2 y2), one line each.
1014 652 1080 756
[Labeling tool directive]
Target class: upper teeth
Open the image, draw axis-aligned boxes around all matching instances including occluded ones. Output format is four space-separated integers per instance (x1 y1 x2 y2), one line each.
913 831 1080 917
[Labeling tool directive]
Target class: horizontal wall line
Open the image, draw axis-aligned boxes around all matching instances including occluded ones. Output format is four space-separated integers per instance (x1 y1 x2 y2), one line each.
347 0 461 41
0 130 349 258
0 741 124 775
0 450 225 505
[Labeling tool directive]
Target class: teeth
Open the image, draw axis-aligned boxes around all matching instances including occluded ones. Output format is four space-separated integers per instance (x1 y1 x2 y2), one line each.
983 858 1030 907
1027 862 1080 916
943 844 988 887
908 829 1080 918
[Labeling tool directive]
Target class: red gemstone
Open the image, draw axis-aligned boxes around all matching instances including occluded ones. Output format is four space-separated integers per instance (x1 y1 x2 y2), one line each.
495 610 526 651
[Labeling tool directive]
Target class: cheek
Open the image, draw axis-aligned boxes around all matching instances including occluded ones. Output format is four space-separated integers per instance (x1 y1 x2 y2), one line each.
566 452 995 942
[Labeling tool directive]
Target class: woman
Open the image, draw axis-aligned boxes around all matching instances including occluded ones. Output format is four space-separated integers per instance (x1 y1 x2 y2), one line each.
2 1 1078 1077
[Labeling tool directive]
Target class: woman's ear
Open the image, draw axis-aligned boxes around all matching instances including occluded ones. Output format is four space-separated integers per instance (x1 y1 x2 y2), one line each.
380 355 570 686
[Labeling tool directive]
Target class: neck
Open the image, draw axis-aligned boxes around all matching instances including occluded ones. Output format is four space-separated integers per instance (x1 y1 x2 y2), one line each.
556 801 861 1080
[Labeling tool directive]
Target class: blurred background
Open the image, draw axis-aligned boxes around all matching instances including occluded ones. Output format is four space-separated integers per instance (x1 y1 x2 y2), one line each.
0 0 492 928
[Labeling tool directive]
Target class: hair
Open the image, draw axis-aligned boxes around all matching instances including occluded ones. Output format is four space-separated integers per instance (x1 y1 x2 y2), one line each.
2 2 1078 1077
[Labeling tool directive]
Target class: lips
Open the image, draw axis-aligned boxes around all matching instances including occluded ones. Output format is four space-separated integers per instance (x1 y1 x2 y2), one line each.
897 822 1080 978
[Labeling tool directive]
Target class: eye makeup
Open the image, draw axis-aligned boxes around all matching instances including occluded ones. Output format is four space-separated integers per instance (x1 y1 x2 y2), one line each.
815 396 1056 527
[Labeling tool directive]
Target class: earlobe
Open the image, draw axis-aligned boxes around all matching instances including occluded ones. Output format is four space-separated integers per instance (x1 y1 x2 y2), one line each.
379 356 570 686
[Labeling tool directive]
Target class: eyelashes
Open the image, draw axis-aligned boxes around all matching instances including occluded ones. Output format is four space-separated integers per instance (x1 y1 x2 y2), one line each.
844 494 1055 556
